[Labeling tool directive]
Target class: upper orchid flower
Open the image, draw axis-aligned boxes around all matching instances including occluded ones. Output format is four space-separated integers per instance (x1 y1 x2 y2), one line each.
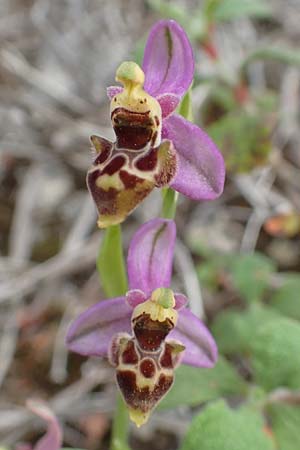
66 218 217 426
87 19 225 228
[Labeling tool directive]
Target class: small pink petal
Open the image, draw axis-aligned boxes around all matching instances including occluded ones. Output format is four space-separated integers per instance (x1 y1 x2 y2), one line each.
107 85 123 100
126 289 147 308
26 400 62 450
157 93 180 118
174 293 188 310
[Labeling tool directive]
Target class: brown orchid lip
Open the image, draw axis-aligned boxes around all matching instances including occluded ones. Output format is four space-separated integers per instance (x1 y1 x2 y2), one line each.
111 107 153 125
110 332 180 426
111 107 155 150
133 313 174 352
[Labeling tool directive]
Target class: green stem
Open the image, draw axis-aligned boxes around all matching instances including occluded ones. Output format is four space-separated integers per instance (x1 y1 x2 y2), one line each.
161 188 178 219
110 394 131 450
96 224 130 450
97 224 127 298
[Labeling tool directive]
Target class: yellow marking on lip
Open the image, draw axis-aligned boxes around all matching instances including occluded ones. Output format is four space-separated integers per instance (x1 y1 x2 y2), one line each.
96 173 124 191
96 178 154 228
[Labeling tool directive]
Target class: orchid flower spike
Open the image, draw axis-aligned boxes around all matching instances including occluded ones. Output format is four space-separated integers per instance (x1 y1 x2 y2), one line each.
87 19 225 228
66 219 217 426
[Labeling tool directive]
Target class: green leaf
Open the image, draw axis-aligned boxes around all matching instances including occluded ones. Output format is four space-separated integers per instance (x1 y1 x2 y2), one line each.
159 356 248 409
197 259 222 291
207 83 237 112
255 91 278 112
212 304 279 354
269 276 300 320
97 225 128 297
267 404 300 450
180 400 275 450
211 0 272 22
250 317 300 390
208 113 272 174
212 309 246 354
229 252 276 302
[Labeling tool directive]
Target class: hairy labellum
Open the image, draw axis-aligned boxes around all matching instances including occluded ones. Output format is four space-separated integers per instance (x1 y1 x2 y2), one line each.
109 288 185 427
87 62 177 228
112 107 159 150
87 135 177 228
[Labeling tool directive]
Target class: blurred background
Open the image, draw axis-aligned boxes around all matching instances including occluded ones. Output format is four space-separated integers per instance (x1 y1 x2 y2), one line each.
1 0 300 449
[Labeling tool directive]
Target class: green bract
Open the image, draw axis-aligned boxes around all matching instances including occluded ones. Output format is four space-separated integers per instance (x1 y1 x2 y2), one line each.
267 404 300 450
159 356 247 409
250 317 300 390
180 400 274 450
229 253 275 303
270 277 300 320
212 304 279 354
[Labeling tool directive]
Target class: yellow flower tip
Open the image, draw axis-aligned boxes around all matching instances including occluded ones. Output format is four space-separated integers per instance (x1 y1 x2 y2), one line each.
172 342 186 355
128 407 150 427
151 288 175 309
97 214 123 229
116 61 145 88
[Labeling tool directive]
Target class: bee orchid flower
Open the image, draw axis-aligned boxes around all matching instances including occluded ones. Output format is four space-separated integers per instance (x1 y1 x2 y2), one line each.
66 218 217 426
87 19 225 227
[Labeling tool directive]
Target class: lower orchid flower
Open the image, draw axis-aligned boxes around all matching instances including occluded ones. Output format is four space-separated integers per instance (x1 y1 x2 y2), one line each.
87 19 225 228
66 218 217 427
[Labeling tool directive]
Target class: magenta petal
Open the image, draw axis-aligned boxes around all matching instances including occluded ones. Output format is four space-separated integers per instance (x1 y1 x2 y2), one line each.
126 289 147 308
143 20 194 98
157 93 180 118
27 400 62 450
66 297 131 357
163 114 225 200
107 85 123 100
174 293 188 310
127 218 176 295
169 308 218 368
